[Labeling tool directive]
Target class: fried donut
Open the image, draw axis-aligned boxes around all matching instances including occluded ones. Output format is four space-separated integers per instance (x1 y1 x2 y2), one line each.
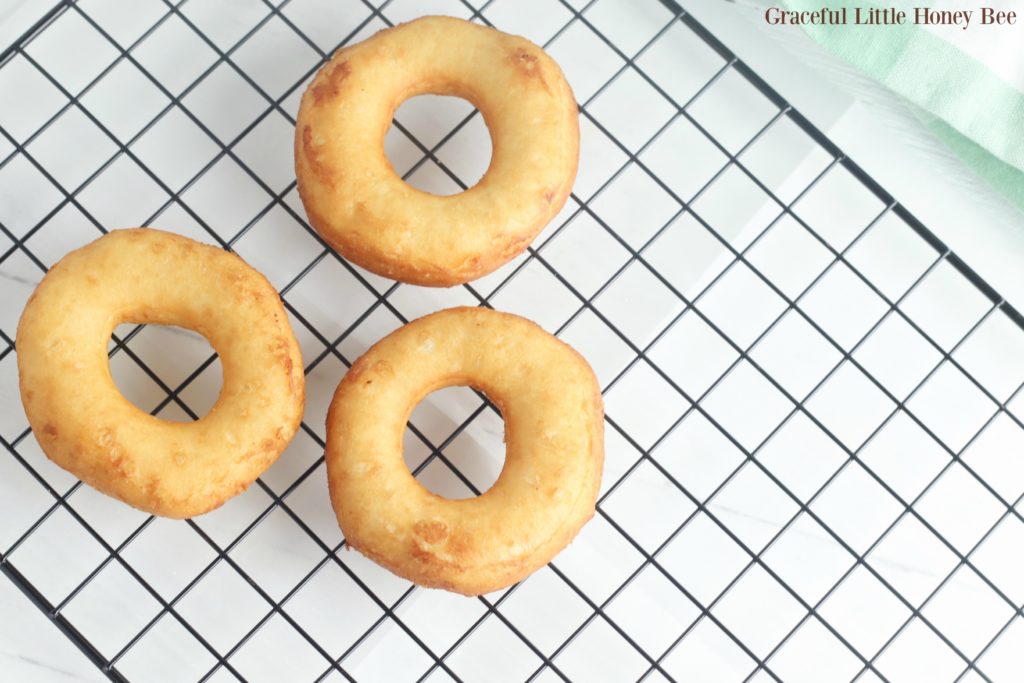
326 307 603 595
16 228 304 518
295 16 580 286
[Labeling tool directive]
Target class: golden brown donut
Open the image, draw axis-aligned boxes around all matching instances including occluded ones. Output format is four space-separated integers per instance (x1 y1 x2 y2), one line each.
295 16 580 286
16 228 305 518
326 307 604 595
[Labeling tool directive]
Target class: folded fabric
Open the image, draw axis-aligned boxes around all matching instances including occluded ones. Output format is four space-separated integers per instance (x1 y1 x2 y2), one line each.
780 0 1024 210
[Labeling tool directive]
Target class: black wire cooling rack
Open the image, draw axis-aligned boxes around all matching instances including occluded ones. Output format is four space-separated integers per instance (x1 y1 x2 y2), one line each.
2 0 1024 681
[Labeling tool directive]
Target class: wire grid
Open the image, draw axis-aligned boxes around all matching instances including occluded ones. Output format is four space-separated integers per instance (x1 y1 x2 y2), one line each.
1 0 1024 681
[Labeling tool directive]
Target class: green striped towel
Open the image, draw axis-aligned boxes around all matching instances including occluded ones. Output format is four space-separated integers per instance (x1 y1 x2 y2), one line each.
781 0 1024 209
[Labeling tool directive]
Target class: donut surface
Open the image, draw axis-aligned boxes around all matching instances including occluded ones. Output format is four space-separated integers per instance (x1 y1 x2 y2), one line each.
326 307 603 595
17 228 305 518
295 16 579 286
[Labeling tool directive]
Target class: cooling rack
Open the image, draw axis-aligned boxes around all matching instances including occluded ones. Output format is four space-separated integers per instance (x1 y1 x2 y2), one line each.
2 0 1024 681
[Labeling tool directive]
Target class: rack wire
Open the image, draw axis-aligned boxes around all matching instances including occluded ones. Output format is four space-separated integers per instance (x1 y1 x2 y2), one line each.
1 0 1023 681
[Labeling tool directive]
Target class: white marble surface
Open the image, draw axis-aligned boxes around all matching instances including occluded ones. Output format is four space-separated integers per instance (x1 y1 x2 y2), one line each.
680 0 1024 311
1 1 1023 681
0 569 104 682
0 6 95 683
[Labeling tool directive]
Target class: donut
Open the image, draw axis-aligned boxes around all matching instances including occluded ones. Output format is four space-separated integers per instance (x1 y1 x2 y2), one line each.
295 15 580 287
16 228 305 519
325 307 603 595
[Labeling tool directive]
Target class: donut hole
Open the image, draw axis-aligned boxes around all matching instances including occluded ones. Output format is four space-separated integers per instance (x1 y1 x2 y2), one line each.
109 323 222 423
405 386 505 499
385 95 493 196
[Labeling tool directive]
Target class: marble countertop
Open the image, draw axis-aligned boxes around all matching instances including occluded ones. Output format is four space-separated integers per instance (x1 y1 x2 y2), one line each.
2 1 1022 680
1 570 104 682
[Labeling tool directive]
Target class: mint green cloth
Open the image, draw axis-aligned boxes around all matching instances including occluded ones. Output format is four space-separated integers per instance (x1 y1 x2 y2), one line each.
782 0 1024 210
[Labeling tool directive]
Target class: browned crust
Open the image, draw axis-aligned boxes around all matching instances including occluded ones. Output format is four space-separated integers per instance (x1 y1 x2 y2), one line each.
294 16 580 287
310 59 352 104
16 228 306 519
325 307 604 596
